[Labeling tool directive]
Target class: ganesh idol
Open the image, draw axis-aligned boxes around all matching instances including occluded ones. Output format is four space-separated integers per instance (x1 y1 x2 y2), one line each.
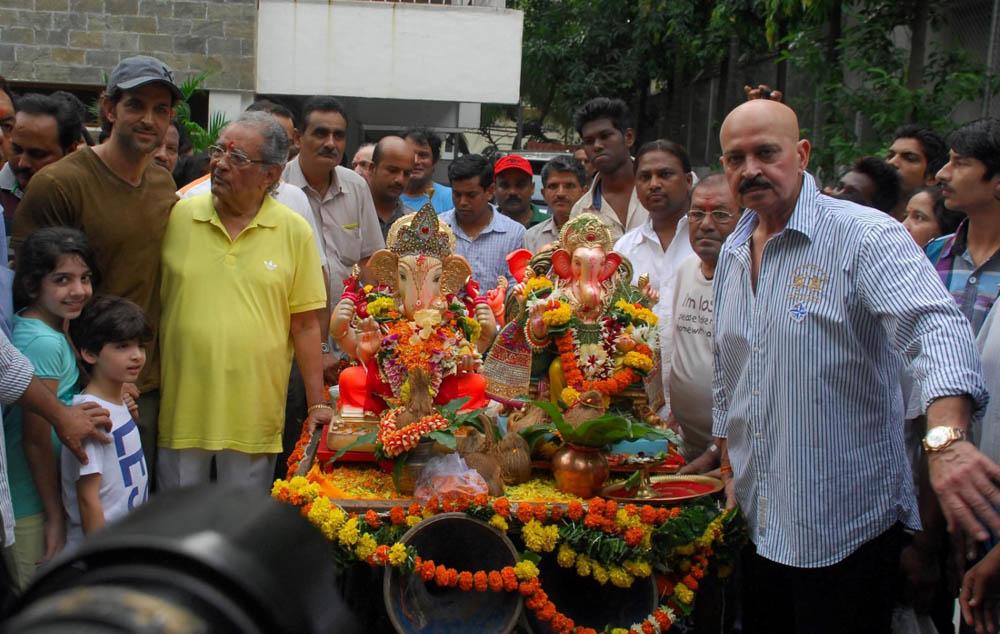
484 213 659 409
331 205 498 417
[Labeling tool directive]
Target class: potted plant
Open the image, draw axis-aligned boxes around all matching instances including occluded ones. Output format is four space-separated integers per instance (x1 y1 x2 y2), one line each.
520 400 669 498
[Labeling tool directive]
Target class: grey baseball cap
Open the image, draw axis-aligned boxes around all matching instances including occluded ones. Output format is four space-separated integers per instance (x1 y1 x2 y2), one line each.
106 55 183 101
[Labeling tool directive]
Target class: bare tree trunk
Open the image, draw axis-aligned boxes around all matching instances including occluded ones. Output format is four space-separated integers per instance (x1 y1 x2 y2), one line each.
812 2 843 152
906 0 929 121
512 101 524 150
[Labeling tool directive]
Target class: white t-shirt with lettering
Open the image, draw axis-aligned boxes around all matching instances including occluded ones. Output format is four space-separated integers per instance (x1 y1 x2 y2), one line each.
668 256 715 460
61 394 149 550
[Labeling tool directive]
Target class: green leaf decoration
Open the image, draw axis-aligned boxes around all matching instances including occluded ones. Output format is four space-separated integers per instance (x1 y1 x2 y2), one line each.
428 430 457 450
331 430 377 462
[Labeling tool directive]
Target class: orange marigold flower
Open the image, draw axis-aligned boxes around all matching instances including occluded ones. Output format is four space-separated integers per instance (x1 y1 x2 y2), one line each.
623 503 638 515
408 503 422 517
493 498 511 518
458 571 474 591
519 580 539 596
488 570 504 592
587 498 606 516
447 568 459 587
583 513 605 530
503 574 518 592
516 503 535 523
654 609 671 628
604 500 618 519
669 507 682 519
473 493 489 507
641 622 655 634
683 574 699 591
656 508 670 524
624 526 644 547
364 509 381 529
567 501 584 521
692 566 705 580
390 506 406 525
549 505 564 522
426 498 440 513
372 545 390 565
640 505 657 524
551 613 567 631
421 561 435 581
441 498 455 513
473 571 488 592
435 565 450 587
534 504 549 521
538 602 557 622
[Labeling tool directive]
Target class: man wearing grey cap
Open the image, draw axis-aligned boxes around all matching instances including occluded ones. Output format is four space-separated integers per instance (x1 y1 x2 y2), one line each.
13 55 182 484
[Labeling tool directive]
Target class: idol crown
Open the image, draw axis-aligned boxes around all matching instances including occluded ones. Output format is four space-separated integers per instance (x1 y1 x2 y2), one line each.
389 203 452 260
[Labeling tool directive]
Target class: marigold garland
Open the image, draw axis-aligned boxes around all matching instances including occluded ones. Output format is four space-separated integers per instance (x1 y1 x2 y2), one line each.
556 329 642 397
272 477 740 632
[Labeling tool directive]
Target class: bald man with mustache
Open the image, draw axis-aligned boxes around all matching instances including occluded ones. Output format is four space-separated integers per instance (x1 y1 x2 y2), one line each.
711 99 992 633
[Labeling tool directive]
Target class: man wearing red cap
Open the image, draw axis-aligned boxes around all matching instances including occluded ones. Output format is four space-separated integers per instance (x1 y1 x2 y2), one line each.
494 154 546 228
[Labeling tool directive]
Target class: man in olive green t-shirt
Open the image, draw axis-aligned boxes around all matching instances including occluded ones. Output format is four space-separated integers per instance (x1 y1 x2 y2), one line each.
12 56 181 483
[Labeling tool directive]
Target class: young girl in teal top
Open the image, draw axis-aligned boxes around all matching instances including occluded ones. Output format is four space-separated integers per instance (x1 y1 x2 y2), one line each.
3 227 96 590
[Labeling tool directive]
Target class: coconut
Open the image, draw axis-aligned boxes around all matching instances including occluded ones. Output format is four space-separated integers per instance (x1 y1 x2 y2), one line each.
497 431 531 485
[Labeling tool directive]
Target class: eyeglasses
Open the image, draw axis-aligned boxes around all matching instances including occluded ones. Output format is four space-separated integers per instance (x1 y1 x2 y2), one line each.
208 144 268 168
687 209 737 223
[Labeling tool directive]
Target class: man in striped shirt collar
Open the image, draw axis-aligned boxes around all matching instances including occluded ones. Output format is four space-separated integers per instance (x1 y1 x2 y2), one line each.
713 98 993 632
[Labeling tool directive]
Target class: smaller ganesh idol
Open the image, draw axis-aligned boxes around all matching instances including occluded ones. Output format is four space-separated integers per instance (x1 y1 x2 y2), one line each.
487 213 660 410
331 204 499 419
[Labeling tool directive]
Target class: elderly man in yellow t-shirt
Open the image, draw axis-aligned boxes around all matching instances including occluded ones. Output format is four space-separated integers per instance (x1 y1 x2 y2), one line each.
157 112 330 490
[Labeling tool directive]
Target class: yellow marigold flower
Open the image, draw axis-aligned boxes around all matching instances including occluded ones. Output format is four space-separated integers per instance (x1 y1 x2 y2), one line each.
575 555 592 577
624 560 652 578
615 508 640 529
388 543 408 567
406 515 422 527
623 350 653 373
355 533 377 560
611 629 629 634
337 517 360 546
591 562 609 585
609 566 634 588
542 302 572 327
675 582 694 604
514 560 540 581
525 276 554 295
522 520 558 553
561 387 581 407
556 544 577 568
363 285 374 293
367 296 396 318
270 480 286 499
489 514 509 532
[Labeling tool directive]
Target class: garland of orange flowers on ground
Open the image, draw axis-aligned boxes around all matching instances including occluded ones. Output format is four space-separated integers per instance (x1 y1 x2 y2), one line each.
272 477 740 634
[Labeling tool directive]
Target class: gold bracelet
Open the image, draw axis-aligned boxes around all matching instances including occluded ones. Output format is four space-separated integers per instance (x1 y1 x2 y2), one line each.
307 403 334 414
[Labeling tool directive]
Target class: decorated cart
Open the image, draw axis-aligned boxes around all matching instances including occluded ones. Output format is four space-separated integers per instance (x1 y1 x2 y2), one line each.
272 207 744 633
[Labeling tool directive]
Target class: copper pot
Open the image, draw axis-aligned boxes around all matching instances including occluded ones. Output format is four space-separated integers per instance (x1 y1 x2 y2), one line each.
551 444 609 498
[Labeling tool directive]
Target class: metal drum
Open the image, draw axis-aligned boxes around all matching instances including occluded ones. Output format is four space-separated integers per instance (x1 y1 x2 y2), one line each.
523 549 658 633
384 513 523 634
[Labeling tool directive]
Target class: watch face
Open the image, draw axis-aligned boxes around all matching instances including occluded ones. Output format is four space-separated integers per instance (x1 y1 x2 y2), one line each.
927 427 950 448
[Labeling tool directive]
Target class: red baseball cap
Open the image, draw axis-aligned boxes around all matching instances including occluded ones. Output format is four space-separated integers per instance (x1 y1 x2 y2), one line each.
494 154 533 179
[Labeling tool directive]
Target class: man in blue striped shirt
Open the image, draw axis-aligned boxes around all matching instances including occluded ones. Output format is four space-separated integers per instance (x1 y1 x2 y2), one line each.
713 98 994 632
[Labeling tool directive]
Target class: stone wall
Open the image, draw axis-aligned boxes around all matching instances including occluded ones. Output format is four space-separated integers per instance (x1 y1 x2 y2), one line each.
0 0 256 91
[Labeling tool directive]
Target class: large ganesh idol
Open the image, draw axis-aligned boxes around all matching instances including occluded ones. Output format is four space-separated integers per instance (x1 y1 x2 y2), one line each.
331 205 498 418
488 213 659 408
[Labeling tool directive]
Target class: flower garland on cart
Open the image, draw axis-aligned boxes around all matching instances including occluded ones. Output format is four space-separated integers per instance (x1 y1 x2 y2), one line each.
272 476 743 633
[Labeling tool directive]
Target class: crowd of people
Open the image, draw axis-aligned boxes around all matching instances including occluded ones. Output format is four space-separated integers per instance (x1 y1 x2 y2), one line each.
1 53 1000 632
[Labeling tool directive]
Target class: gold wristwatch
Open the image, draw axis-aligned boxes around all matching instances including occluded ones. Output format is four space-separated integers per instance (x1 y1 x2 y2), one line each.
922 426 966 452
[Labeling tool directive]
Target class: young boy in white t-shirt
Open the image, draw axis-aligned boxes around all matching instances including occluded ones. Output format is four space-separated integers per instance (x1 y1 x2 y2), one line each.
61 296 150 550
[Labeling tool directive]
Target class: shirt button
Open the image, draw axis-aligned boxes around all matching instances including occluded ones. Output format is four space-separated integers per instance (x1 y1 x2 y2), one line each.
970 276 978 284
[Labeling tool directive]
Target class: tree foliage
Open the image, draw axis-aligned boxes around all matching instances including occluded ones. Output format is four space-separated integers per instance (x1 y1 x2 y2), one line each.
515 0 996 176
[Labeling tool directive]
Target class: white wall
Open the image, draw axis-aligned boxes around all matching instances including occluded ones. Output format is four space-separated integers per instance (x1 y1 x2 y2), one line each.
256 0 523 104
